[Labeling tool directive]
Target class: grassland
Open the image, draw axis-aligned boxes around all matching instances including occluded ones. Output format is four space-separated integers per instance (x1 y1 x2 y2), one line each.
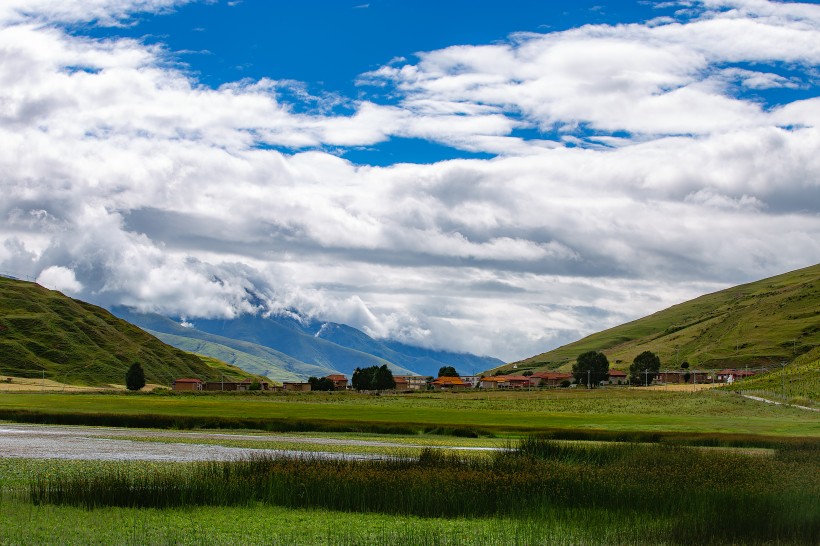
0 388 817 439
3 436 817 545
507 262 820 373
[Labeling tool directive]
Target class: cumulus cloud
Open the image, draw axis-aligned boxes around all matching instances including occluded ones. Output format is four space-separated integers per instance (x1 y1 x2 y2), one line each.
1 0 819 360
36 265 83 294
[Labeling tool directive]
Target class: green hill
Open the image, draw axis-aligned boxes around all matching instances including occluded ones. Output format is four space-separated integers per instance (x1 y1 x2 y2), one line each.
145 329 308 383
503 263 820 373
0 276 223 387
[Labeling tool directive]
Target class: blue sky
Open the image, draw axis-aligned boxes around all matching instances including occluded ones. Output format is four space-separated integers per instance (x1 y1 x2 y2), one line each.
81 0 674 164
2 0 820 360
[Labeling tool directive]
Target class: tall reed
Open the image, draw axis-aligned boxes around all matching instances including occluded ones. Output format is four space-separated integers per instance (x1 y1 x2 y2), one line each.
28 439 820 544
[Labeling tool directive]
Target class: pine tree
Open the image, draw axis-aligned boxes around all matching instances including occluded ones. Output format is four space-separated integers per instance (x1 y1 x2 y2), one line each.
125 362 146 391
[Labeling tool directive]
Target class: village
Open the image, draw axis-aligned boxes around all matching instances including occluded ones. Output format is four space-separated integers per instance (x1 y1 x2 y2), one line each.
171 368 759 392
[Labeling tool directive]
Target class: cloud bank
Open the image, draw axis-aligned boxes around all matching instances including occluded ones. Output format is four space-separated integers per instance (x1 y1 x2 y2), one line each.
1 0 819 360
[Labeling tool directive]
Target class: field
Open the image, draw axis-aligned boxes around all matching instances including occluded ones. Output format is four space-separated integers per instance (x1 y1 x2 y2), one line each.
1 388 818 544
0 387 818 438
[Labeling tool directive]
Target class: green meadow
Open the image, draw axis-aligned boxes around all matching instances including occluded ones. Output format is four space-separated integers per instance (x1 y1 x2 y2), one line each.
0 388 817 438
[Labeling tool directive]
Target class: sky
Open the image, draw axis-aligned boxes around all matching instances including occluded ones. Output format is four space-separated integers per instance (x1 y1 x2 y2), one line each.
1 0 820 361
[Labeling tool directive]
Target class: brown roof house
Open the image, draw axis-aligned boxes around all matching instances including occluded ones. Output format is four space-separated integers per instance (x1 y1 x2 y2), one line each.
325 374 349 390
430 376 469 390
530 372 573 387
173 378 203 391
607 370 628 385
715 369 757 384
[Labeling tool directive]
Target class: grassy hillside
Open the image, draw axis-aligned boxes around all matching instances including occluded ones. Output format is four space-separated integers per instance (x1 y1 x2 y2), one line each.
0 276 218 386
505 263 820 373
727 346 820 404
147 330 306 383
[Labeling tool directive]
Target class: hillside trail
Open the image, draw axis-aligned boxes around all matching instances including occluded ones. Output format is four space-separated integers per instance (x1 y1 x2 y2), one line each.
739 393 818 412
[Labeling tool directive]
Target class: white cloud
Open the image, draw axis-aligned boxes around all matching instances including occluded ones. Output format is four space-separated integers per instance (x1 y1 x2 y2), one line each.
36 265 83 294
1 0 819 361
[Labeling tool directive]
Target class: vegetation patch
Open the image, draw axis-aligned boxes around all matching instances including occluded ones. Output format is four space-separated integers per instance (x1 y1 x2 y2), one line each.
21 438 820 545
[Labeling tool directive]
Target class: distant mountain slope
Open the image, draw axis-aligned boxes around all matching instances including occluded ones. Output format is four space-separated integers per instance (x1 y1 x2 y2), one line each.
504 263 820 374
145 330 305 383
0 277 215 386
112 309 338 381
186 315 416 377
313 324 504 377
115 307 500 380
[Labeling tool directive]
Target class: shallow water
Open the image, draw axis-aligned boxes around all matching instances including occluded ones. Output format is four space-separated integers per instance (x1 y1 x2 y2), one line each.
0 424 382 462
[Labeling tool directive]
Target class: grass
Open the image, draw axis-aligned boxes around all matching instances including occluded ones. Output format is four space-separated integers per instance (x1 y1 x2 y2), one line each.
726 347 820 406
12 438 819 545
0 277 224 386
0 388 817 438
509 262 820 373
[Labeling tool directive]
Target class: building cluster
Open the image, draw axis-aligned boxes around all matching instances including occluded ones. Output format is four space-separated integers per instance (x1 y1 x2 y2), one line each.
172 368 759 392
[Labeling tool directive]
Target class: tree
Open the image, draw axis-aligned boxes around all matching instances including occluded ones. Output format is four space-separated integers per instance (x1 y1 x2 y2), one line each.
572 351 609 388
374 365 396 391
308 376 335 391
438 366 459 377
125 362 145 391
352 365 395 391
629 351 661 386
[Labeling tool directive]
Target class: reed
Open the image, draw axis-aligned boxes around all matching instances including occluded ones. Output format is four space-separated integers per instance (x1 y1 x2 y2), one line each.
27 438 819 544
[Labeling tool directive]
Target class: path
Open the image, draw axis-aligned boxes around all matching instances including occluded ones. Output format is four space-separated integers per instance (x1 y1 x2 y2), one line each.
739 394 819 412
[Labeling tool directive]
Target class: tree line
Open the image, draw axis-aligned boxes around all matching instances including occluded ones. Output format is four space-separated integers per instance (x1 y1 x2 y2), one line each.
572 350 661 387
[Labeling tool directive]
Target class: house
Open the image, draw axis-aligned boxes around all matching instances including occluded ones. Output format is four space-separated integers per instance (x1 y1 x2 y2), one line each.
202 378 269 391
654 371 711 384
461 375 481 388
430 376 469 390
607 370 628 385
530 372 573 387
498 375 532 389
392 375 429 391
480 376 505 389
239 378 270 391
172 378 202 391
481 375 532 389
407 376 429 390
282 382 312 392
324 374 348 390
715 369 757 384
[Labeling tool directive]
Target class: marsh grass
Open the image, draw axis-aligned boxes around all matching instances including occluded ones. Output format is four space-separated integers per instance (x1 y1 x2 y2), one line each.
26 438 819 545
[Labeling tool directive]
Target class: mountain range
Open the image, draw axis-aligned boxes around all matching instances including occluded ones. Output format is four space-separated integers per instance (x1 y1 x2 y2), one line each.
112 307 504 381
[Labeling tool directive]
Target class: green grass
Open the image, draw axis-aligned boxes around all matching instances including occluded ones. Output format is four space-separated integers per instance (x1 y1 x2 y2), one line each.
726 347 820 405
0 277 224 387
11 438 819 545
0 389 817 438
507 262 820 373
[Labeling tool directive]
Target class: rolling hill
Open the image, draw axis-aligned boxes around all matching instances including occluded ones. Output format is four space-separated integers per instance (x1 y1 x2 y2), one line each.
502 263 820 374
0 276 235 386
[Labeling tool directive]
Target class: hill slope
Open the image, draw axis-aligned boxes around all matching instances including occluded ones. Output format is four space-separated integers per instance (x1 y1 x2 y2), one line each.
111 309 338 381
506 263 820 373
0 277 218 386
113 309 413 380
